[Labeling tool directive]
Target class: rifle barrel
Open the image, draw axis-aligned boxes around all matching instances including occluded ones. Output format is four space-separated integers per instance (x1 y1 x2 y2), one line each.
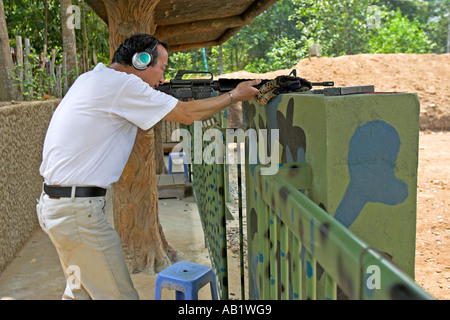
311 81 334 87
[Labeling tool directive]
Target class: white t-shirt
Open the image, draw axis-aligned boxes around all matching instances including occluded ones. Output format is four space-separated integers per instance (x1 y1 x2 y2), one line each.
40 63 178 189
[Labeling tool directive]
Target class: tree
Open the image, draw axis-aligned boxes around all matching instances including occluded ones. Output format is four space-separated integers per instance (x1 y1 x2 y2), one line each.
4 0 110 68
292 0 375 57
60 0 78 91
368 9 435 54
382 0 449 54
0 0 15 100
239 0 303 63
73 0 110 68
4 0 60 55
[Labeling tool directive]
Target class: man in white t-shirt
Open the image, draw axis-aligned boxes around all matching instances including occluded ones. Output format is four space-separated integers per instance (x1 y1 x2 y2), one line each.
37 33 260 300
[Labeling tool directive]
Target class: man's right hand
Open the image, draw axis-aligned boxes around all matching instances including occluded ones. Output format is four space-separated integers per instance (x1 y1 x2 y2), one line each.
230 79 261 102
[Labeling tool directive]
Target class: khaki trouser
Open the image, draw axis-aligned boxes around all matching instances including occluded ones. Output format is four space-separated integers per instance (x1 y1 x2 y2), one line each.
36 192 139 300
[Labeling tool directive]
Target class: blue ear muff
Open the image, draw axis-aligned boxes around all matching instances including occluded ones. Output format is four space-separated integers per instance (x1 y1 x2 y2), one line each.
131 41 159 70
132 52 152 70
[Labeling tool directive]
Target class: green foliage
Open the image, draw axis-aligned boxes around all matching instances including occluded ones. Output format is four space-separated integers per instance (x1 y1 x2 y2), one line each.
166 0 446 76
292 0 375 56
4 0 61 54
245 37 306 73
417 1 449 54
11 53 55 100
4 0 448 82
4 0 109 99
5 0 109 67
167 0 306 75
368 9 435 54
75 0 110 65
166 51 193 79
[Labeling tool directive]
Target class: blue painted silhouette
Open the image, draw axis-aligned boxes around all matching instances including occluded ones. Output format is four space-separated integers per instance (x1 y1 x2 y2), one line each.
334 120 408 228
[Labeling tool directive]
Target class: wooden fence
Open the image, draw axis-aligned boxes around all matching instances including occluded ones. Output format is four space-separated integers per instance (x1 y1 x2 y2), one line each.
11 35 73 101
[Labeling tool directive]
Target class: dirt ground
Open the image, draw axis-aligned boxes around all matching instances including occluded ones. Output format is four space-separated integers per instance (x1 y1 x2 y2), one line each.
415 131 449 299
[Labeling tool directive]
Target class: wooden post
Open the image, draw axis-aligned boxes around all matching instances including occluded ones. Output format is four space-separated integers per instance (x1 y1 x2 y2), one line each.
40 44 47 70
50 48 56 95
92 43 98 66
219 44 223 75
102 0 175 275
15 35 23 101
56 64 62 98
62 52 68 95
80 1 90 73
38 44 47 93
24 38 32 99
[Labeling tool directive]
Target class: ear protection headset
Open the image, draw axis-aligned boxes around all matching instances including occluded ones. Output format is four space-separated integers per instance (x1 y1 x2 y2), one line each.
131 41 159 70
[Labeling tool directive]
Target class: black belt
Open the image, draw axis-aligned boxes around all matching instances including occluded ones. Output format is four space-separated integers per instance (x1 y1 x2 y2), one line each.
44 184 106 198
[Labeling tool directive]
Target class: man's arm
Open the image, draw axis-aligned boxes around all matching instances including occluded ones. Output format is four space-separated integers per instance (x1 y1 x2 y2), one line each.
163 79 261 125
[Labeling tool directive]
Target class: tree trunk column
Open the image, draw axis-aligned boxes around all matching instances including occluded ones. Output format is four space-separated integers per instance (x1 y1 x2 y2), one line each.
102 0 173 275
103 0 159 55
113 128 173 273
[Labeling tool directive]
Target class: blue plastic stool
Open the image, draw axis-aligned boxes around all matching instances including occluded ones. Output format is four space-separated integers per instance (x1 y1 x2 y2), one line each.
154 261 218 300
168 152 189 182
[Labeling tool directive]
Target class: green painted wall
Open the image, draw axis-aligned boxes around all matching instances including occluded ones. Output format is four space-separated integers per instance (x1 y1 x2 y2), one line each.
243 92 420 299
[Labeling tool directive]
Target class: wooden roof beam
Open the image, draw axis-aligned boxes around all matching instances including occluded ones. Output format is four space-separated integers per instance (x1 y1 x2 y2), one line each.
220 0 279 44
155 15 250 39
86 0 281 52
242 0 279 21
160 0 279 52
167 41 221 52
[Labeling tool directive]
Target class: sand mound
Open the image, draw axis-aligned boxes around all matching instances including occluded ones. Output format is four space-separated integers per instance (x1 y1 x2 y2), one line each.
219 53 450 130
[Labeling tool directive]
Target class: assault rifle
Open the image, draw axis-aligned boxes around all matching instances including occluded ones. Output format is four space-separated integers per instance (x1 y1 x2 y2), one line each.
156 70 334 101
